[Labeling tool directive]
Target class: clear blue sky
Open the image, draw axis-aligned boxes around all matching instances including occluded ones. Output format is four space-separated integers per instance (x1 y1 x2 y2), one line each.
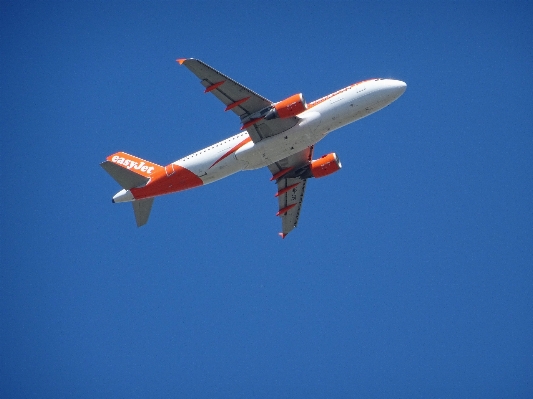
2 1 532 397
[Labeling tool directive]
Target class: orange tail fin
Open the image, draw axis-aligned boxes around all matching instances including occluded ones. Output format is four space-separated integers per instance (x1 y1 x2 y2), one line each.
106 152 163 177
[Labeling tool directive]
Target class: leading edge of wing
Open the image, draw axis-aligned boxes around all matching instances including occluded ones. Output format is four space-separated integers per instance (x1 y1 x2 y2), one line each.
177 58 272 118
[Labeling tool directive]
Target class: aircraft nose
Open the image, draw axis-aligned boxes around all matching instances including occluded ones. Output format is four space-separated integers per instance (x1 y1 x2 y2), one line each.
383 79 406 101
392 80 407 95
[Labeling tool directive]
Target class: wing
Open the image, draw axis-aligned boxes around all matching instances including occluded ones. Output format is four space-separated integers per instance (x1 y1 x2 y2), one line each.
178 58 299 143
268 146 314 238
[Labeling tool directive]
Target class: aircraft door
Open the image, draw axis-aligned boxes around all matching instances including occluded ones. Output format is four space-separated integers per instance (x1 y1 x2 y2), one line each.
165 164 175 176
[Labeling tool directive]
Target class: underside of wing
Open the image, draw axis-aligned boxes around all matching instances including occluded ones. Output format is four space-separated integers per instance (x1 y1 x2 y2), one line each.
178 58 271 117
178 58 299 143
100 161 150 190
275 177 308 237
268 146 314 238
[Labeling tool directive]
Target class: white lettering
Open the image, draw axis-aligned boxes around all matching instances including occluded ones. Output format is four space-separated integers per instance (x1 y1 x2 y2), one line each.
111 156 155 174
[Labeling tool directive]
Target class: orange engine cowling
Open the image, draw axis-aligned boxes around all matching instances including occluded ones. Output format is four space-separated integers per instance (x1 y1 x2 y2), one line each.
310 153 342 178
265 93 307 120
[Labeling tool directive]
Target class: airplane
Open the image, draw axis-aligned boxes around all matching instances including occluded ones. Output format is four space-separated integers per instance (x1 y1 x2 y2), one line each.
101 58 406 238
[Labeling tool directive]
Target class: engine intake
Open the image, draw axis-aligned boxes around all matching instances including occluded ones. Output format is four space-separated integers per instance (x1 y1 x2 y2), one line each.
309 153 342 178
265 93 307 120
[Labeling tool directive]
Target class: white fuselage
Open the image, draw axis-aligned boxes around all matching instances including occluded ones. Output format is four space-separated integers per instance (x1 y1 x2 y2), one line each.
170 78 406 185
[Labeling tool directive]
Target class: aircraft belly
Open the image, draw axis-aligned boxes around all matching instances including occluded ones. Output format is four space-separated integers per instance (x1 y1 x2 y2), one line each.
235 125 320 170
176 151 246 185
234 110 323 170
201 155 245 184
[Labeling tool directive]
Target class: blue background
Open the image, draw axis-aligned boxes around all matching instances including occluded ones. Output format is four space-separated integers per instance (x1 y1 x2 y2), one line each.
2 1 532 397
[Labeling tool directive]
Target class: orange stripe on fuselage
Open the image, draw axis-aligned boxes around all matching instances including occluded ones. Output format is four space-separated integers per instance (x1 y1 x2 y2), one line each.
131 164 203 199
209 136 252 169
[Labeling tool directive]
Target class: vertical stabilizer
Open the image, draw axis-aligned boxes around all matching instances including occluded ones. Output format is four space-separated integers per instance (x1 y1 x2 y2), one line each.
132 198 154 227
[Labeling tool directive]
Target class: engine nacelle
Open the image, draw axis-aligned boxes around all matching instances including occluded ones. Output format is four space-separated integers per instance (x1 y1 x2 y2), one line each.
310 153 342 178
264 93 307 120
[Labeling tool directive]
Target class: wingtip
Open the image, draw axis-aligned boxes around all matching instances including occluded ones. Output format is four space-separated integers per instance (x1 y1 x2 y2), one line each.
176 58 187 65
278 232 287 239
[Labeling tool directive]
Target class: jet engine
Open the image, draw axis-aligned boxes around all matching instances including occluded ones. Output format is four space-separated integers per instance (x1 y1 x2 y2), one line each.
309 153 342 178
264 93 307 120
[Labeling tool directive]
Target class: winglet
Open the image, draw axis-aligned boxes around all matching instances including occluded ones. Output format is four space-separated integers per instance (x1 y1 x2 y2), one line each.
176 58 187 65
279 233 287 239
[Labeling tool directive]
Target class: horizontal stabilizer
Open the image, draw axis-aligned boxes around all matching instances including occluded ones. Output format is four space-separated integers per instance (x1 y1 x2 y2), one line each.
132 197 154 227
101 161 150 190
